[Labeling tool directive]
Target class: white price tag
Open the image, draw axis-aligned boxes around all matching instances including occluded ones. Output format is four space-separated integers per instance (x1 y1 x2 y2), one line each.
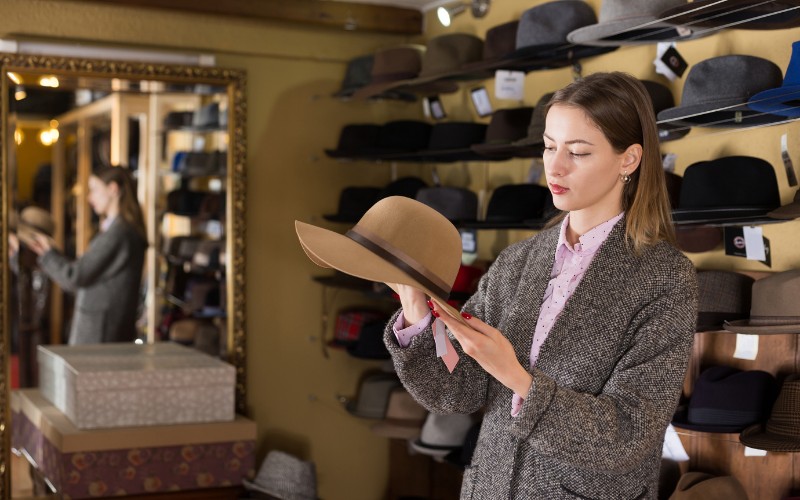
662 424 690 461
494 70 525 100
743 226 766 261
733 333 759 360
744 446 767 457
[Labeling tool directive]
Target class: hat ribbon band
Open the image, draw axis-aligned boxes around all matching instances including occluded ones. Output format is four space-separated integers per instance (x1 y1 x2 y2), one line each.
346 226 451 300
748 315 800 326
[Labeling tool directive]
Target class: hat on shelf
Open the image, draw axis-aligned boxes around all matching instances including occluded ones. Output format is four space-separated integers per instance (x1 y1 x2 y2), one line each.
492 92 554 158
330 308 387 348
671 156 780 225
461 184 553 229
672 365 778 433
192 102 225 129
370 387 428 440
415 186 479 224
242 450 318 500
566 0 704 47
324 124 381 159
175 150 227 176
641 80 691 142
163 110 194 129
323 187 382 223
397 33 484 92
346 319 392 360
377 176 429 200
663 170 682 209
659 0 800 32
769 188 800 219
748 40 800 119
656 55 786 128
410 412 474 459
356 120 433 159
668 472 748 500
332 54 374 99
499 1 617 72
345 372 401 419
695 270 755 332
470 107 535 160
450 264 485 299
739 374 800 452
724 269 800 335
674 226 723 253
351 45 426 101
386 122 488 163
459 20 520 77
295 196 466 321
168 319 220 356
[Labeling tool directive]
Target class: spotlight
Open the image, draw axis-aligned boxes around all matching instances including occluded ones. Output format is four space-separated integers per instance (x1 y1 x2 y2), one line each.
437 3 466 27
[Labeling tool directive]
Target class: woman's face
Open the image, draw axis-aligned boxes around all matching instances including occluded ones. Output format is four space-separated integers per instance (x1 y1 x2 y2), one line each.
87 176 119 217
543 104 638 218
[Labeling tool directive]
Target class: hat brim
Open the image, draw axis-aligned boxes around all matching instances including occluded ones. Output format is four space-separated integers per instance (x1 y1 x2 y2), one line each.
739 423 800 452
657 100 789 127
671 418 750 434
768 202 800 219
671 207 778 225
322 214 363 223
748 86 800 118
371 420 424 440
659 0 800 31
296 221 463 322
503 45 617 72
410 439 460 458
723 319 800 335
383 148 486 163
566 19 703 47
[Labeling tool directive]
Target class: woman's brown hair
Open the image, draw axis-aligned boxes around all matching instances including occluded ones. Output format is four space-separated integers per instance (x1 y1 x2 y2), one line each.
544 72 675 254
93 166 147 242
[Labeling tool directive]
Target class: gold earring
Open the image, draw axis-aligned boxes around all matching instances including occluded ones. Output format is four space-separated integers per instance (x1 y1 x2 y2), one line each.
620 170 631 184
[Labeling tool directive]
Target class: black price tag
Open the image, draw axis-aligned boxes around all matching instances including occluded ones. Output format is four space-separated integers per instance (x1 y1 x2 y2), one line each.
723 227 772 267
661 46 688 78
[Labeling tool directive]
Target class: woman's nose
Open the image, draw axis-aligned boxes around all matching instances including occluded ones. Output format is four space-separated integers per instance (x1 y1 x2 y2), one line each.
545 150 567 178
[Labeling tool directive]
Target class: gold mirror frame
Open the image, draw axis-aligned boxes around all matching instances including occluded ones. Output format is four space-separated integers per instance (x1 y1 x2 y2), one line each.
0 53 248 497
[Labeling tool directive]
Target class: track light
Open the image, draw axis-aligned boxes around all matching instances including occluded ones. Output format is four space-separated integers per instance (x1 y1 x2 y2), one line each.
436 0 490 27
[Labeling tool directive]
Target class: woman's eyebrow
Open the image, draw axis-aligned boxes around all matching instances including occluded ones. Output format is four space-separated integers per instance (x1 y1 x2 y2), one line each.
542 132 594 146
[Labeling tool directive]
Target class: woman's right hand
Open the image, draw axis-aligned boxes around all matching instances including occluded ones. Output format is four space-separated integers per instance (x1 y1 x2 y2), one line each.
391 283 430 327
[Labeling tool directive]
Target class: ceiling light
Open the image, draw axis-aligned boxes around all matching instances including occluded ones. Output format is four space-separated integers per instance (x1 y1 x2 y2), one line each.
7 72 22 85
14 85 26 101
38 75 59 88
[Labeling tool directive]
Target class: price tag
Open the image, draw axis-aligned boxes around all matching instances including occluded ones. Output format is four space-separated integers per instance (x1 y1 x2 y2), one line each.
781 133 798 187
744 446 767 457
733 333 759 360
662 424 690 461
494 70 525 100
743 226 766 261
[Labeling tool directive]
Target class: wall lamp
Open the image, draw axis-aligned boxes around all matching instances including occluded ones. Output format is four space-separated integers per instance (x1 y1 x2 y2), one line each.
436 0 490 27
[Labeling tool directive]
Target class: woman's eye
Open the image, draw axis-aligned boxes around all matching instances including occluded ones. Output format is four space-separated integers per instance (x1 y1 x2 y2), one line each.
570 151 589 157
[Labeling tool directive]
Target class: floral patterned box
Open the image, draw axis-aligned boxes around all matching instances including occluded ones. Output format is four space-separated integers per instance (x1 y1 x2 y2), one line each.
38 342 235 429
12 389 256 499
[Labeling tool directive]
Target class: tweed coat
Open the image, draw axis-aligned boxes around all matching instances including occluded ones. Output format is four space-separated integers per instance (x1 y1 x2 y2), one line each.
39 217 146 345
384 218 698 499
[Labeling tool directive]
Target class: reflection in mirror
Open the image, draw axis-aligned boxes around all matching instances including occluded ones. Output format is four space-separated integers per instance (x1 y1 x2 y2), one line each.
2 56 247 498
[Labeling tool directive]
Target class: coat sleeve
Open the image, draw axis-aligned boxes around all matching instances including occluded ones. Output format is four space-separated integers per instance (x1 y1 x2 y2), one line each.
508 259 697 474
383 269 494 415
38 226 127 293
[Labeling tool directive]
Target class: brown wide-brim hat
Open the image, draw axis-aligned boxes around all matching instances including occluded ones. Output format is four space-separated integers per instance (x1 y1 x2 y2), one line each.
295 196 466 322
768 188 800 219
724 269 800 334
351 45 427 101
668 472 748 500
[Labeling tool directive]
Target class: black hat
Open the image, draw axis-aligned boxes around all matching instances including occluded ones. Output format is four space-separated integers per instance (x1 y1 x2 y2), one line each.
463 184 553 229
324 124 381 159
358 120 433 159
673 365 778 433
346 318 392 360
377 176 428 200
415 186 479 223
323 187 382 223
672 156 780 225
387 122 488 163
659 0 800 32
471 107 535 160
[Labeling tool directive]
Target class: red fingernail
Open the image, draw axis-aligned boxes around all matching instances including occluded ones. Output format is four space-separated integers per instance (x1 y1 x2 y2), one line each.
427 300 434 310
432 310 440 318
461 312 472 320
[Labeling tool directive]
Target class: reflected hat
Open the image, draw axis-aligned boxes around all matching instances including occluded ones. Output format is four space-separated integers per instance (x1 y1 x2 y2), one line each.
672 365 778 433
696 270 754 332
323 187 382 223
471 107 535 159
243 450 317 499
411 413 474 458
332 54 374 99
463 184 553 229
769 188 800 219
660 0 800 31
352 45 426 100
345 372 401 419
567 0 701 47
415 186 479 223
675 226 723 253
295 196 466 321
324 124 381 159
657 55 785 127
502 1 616 71
724 270 800 334
740 374 800 452
672 156 780 225
749 41 800 118
668 472 748 500
370 388 428 439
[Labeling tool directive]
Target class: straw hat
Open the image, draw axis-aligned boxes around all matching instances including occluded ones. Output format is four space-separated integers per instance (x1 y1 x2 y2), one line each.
296 196 465 321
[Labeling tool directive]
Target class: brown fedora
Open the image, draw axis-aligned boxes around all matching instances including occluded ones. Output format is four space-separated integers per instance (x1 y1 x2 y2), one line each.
396 34 484 94
295 196 465 321
724 270 800 334
739 374 800 452
768 188 800 220
696 270 754 332
668 472 747 500
352 45 425 100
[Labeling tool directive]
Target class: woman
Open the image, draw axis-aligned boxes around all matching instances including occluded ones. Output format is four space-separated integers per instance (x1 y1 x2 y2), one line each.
387 72 697 499
27 166 147 345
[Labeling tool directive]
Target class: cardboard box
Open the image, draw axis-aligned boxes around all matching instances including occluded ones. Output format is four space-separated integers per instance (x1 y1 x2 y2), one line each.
38 342 235 429
12 389 256 498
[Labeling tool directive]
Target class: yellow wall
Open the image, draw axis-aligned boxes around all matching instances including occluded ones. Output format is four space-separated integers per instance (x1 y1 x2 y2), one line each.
3 1 800 499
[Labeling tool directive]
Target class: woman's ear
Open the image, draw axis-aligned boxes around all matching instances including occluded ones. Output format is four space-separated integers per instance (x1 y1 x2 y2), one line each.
109 181 122 197
621 144 643 175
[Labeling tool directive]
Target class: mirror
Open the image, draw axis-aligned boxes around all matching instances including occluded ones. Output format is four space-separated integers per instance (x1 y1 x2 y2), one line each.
1 53 247 497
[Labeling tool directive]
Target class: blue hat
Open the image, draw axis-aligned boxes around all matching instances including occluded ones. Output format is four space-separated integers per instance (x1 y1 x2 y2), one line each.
748 40 800 118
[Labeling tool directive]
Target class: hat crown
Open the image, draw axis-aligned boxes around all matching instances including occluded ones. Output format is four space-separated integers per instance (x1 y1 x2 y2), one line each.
764 375 800 438
599 0 686 22
247 450 317 499
485 184 552 221
419 34 484 77
516 1 598 49
338 54 373 92
679 155 779 210
697 271 754 314
348 373 401 418
481 20 519 60
371 45 425 81
418 413 473 447
687 366 777 427
484 107 534 144
749 270 800 319
20 206 55 236
416 186 479 222
782 40 800 87
681 55 783 108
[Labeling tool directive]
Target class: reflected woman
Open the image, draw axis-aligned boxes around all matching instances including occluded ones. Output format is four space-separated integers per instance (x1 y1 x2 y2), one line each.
27 166 147 345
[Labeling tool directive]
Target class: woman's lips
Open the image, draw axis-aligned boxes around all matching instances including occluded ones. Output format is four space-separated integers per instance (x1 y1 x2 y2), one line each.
549 183 569 195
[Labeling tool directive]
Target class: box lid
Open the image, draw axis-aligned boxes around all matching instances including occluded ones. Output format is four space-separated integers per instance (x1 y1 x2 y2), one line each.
37 342 235 391
12 389 255 453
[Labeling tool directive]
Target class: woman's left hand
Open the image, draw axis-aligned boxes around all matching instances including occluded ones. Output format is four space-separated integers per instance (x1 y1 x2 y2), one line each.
431 302 533 397
27 231 53 256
